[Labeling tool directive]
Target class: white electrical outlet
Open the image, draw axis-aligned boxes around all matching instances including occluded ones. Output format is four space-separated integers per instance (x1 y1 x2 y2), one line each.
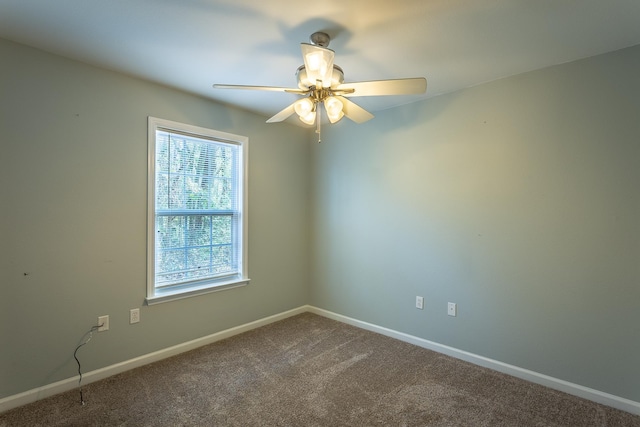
416 296 424 310
98 315 109 331
130 308 140 324
447 302 457 317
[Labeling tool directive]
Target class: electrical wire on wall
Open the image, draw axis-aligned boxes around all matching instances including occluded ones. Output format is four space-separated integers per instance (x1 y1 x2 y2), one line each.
73 323 102 405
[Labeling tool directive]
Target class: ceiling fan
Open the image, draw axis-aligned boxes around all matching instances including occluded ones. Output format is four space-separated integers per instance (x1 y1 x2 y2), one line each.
214 32 427 141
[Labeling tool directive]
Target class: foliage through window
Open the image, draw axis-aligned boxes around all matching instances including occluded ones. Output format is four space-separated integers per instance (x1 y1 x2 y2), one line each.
147 117 248 303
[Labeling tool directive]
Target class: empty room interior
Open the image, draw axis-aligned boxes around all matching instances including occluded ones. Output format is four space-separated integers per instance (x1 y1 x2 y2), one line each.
1 0 639 423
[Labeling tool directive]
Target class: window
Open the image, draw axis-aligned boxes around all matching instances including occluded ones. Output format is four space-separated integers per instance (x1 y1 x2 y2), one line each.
147 117 248 304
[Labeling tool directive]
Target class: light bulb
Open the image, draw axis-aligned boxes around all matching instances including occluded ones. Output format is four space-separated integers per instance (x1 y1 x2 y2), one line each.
305 51 324 72
324 96 344 123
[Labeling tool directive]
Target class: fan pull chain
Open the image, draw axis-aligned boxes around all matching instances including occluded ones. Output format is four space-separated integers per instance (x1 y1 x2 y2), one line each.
316 106 322 143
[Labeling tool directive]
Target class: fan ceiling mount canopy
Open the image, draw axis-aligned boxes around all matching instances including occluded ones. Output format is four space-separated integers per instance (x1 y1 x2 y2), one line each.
308 31 331 48
214 32 427 139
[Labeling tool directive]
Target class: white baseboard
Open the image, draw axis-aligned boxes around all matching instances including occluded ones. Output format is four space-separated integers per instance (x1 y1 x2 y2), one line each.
307 306 640 416
0 306 307 414
2 304 639 417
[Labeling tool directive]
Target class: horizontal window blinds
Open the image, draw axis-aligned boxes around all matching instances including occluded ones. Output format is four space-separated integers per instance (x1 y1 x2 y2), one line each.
154 129 240 288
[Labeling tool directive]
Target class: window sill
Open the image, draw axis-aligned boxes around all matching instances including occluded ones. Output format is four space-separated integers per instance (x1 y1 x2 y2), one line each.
146 277 250 305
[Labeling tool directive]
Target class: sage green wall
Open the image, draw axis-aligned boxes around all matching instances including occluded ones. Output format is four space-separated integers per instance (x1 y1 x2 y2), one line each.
310 45 640 401
0 38 310 398
2 35 639 405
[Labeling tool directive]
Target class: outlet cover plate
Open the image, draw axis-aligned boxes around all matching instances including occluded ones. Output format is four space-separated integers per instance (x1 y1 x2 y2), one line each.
416 296 424 310
130 308 140 324
447 302 457 317
98 315 109 331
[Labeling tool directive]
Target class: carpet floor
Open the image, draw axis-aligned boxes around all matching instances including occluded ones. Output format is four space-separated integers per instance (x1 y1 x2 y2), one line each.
1 312 639 426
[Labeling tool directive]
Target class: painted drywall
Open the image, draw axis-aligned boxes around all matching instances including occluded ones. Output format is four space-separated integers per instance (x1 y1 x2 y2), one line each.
2 34 639 407
0 38 310 398
310 45 640 402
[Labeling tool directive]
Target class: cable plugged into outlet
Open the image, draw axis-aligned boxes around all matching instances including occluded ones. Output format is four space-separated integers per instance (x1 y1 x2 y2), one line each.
97 315 109 331
415 296 424 310
74 323 103 405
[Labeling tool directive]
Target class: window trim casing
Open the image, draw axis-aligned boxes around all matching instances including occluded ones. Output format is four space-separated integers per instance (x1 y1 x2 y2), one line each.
146 117 249 305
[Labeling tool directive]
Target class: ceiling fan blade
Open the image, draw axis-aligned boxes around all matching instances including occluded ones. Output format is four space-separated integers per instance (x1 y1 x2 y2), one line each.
266 102 296 123
213 84 308 94
335 96 374 124
336 78 427 97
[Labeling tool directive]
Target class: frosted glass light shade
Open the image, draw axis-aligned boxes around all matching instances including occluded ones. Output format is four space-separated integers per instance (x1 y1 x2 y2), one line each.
298 111 316 125
301 43 334 87
294 98 316 125
296 64 344 89
324 96 344 123
294 98 314 116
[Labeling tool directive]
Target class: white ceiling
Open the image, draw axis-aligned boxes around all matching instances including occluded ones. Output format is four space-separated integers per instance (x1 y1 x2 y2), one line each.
2 0 640 121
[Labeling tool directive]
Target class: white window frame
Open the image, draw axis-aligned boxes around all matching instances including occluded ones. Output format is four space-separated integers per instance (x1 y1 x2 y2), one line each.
146 117 249 305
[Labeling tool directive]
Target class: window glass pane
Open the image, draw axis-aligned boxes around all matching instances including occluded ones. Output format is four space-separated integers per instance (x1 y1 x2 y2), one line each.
185 175 211 209
185 215 211 247
156 134 170 172
214 146 233 178
168 174 185 209
156 216 184 249
157 248 186 284
211 177 232 210
211 216 231 244
186 247 212 279
212 245 232 272
156 173 169 210
169 138 185 173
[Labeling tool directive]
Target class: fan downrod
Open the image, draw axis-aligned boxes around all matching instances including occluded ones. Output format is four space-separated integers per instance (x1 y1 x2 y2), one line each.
309 32 330 48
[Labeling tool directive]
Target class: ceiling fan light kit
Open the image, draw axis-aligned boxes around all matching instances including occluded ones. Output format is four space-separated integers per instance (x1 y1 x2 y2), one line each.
214 31 427 141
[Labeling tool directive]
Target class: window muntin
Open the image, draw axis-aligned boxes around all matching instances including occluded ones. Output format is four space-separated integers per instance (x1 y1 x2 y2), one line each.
147 117 248 303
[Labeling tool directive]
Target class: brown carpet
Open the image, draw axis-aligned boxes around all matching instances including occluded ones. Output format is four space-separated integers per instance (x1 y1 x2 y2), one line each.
1 312 639 426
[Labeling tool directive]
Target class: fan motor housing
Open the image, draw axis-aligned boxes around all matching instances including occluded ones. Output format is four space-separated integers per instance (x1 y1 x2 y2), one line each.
296 65 344 89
